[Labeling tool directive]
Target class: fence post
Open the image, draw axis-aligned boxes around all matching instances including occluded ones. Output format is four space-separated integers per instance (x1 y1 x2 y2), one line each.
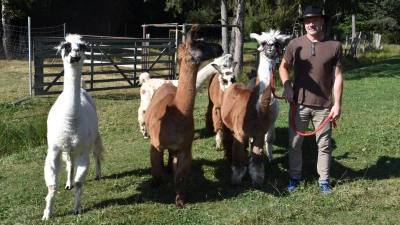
90 45 94 90
28 17 32 98
174 23 178 79
34 41 44 95
363 35 366 53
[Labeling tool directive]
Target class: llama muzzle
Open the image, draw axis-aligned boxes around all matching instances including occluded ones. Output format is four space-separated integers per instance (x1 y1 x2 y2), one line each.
70 56 81 63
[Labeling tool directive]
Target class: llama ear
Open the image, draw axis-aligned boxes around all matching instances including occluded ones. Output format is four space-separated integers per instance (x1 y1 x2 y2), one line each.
277 35 292 45
54 41 66 55
232 62 238 70
186 24 199 44
211 63 223 74
250 33 259 40
78 43 87 51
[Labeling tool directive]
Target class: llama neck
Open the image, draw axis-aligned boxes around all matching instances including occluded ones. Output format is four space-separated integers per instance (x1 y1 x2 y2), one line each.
175 58 200 115
62 63 83 118
195 63 214 94
255 53 274 111
256 53 274 92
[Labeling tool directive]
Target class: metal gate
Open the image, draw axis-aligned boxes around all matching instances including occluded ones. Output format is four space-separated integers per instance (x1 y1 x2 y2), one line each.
33 36 176 95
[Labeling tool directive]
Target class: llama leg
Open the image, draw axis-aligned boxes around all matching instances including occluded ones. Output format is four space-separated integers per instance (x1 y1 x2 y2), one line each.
205 98 214 134
231 135 247 185
216 130 223 151
42 151 61 220
150 145 164 188
214 107 223 151
222 125 233 165
73 152 90 215
265 123 276 162
249 137 265 186
266 99 279 162
174 149 192 209
92 134 105 180
138 104 149 138
62 152 74 190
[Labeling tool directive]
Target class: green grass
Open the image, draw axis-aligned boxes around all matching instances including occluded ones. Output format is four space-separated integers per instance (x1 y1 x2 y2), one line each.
1 44 400 224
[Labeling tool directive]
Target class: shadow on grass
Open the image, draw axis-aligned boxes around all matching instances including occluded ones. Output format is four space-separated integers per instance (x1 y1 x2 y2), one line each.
194 127 217 139
344 58 400 80
90 156 287 212
274 126 400 188
90 125 400 211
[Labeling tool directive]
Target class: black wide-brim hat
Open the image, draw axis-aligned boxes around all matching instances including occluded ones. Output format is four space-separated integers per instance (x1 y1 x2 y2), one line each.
298 5 329 21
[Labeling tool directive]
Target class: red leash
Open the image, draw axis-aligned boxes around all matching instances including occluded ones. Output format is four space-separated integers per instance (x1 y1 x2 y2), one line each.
290 101 337 136
270 66 337 136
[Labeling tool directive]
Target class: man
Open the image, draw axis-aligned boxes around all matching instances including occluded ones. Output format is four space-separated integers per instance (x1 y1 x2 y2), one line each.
279 5 343 193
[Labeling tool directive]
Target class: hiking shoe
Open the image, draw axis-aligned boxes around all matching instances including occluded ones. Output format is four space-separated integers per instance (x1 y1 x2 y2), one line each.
319 181 331 194
286 178 301 191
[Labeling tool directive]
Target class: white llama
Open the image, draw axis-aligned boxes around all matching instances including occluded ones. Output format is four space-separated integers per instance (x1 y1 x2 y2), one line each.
42 34 105 220
137 54 234 138
247 29 291 162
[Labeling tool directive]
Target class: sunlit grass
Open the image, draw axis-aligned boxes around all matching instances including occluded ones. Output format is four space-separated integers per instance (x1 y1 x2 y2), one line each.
0 43 399 224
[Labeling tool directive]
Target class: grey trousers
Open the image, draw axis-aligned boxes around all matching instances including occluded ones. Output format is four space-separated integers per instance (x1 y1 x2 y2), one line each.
288 103 333 182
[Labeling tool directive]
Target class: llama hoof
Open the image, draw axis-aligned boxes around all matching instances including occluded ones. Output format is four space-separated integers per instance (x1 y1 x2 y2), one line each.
249 163 264 186
175 199 185 209
42 210 51 221
231 178 242 186
142 130 149 139
65 185 72 190
216 147 221 151
251 177 264 186
152 177 162 188
74 207 82 215
42 215 50 221
231 166 247 185
94 175 101 180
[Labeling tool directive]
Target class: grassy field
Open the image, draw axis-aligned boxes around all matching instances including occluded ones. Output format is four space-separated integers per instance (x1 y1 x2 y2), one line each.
1 43 400 224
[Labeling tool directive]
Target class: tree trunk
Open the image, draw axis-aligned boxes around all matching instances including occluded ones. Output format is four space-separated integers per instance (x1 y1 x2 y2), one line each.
229 2 237 56
231 0 245 75
2 1 12 59
220 0 229 54
296 2 305 36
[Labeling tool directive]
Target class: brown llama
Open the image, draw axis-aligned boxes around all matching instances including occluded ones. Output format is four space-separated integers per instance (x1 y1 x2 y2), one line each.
144 24 223 208
219 30 291 186
205 62 237 151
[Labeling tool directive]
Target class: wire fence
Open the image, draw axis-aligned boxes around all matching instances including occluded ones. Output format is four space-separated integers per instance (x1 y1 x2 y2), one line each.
0 21 65 60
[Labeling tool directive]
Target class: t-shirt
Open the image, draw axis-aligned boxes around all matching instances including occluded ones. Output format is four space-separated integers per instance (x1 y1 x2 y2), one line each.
283 35 342 108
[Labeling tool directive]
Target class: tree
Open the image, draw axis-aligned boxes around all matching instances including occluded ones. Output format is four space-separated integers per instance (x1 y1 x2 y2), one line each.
165 0 247 72
230 0 245 75
1 0 12 59
220 0 229 54
369 0 400 42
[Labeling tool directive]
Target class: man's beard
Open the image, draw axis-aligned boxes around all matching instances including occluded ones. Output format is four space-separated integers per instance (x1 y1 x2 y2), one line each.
307 27 320 36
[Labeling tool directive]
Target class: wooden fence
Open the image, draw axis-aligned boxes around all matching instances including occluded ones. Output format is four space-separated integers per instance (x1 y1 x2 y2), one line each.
345 33 382 58
33 36 176 95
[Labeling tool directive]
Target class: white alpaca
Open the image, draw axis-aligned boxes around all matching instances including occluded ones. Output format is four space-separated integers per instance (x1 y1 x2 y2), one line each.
42 34 105 220
137 54 234 138
247 30 291 162
205 62 238 151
